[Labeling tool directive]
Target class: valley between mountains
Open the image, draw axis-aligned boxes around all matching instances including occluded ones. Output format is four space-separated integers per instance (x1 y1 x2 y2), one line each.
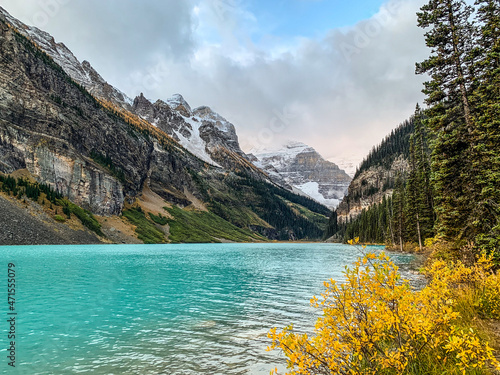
0 7 352 245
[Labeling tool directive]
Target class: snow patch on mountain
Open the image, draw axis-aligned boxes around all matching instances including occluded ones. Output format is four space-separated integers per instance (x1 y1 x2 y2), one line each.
295 182 341 208
193 106 237 134
251 142 314 170
174 116 222 168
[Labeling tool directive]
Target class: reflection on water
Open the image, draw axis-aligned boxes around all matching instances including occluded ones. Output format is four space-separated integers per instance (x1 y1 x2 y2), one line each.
0 243 421 374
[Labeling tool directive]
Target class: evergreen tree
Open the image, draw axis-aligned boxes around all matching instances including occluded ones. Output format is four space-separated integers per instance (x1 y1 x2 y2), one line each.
405 133 420 246
416 0 476 242
414 106 435 239
323 211 338 240
470 0 500 252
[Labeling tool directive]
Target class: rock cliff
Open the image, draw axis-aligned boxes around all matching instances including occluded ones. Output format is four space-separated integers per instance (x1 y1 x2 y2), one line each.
335 119 414 224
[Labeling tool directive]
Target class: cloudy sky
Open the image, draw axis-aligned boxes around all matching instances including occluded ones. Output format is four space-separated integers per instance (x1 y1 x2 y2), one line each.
1 0 430 171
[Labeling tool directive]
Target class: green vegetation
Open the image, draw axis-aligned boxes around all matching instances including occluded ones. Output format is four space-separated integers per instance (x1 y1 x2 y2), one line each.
415 0 500 256
323 210 338 240
281 198 330 232
53 215 66 223
122 207 166 244
186 169 330 241
164 205 262 243
148 212 168 226
335 107 436 248
0 175 63 203
330 1 500 260
61 200 103 237
205 172 330 241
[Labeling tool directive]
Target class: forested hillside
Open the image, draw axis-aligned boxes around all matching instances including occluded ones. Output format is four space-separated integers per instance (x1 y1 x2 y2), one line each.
353 119 414 180
328 0 500 258
335 119 413 227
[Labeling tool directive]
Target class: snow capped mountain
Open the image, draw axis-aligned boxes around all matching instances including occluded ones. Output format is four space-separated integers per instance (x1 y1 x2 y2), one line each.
0 6 347 212
252 142 352 209
0 6 248 170
252 141 315 169
133 93 246 168
165 94 192 117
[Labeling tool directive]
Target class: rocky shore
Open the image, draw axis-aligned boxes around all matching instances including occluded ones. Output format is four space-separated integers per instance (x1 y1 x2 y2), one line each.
0 195 103 246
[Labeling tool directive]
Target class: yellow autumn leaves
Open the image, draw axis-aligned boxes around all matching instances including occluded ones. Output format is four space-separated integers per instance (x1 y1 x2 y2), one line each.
268 247 500 375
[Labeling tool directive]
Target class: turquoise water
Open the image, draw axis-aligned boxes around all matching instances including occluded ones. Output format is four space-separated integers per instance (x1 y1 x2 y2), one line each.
0 243 418 375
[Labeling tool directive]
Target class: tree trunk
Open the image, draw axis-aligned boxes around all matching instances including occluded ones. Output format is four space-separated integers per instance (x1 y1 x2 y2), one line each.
416 212 423 251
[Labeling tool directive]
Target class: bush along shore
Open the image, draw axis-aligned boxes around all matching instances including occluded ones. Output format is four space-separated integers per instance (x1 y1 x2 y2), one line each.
268 238 500 375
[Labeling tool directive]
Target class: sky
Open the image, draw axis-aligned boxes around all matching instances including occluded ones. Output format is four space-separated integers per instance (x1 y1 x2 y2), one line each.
0 0 431 170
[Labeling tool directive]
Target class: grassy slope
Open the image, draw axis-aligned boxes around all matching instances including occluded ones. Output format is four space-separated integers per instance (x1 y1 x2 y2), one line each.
164 206 265 243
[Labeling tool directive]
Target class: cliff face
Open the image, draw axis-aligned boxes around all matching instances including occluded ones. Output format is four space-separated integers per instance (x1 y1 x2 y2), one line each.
0 20 154 214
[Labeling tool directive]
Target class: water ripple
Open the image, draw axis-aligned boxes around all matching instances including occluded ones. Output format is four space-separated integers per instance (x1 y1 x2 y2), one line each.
0 243 421 375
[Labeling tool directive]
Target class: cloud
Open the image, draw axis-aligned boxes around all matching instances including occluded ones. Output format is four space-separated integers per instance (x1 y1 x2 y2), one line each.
1 0 197 85
1 0 430 167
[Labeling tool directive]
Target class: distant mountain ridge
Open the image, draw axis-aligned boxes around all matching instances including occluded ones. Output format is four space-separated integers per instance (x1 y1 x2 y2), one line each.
251 142 351 209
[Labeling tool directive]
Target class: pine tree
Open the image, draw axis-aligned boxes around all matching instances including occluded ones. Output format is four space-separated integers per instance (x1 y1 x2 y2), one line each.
405 135 420 246
470 0 500 251
416 0 476 242
414 106 436 241
324 211 339 240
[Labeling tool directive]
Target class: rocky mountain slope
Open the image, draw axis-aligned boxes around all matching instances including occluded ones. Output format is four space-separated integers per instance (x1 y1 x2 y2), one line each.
0 7 331 243
0 193 103 245
0 8 133 111
0 6 255 173
132 93 246 169
336 119 414 223
251 142 351 209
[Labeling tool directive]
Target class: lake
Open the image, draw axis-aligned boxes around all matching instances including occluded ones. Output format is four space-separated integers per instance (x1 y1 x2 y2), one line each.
0 243 420 374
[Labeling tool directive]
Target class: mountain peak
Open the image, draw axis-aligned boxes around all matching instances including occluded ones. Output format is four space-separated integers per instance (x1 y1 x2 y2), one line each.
166 94 192 117
251 141 314 159
192 106 235 134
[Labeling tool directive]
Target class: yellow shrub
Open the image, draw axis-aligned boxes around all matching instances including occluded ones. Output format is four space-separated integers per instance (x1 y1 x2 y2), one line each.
268 245 500 375
477 271 500 319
